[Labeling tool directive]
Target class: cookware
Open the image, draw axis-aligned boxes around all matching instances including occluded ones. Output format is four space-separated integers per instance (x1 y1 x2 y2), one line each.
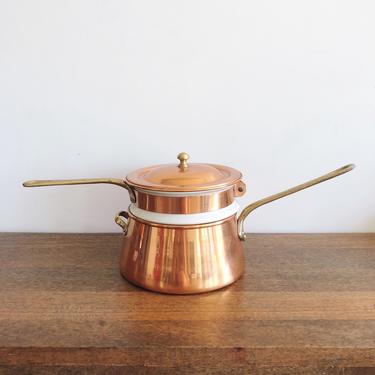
23 153 354 294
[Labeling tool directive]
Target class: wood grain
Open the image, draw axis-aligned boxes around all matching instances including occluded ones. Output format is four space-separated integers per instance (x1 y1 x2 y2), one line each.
0 233 374 374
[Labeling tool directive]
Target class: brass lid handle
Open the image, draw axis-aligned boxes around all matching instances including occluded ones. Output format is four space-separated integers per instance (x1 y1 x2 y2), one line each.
177 152 189 169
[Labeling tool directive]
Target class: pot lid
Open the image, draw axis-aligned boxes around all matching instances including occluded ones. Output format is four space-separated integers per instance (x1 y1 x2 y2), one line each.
126 152 242 192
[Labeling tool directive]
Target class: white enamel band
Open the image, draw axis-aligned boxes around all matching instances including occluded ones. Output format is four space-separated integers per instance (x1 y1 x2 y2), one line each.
129 201 239 225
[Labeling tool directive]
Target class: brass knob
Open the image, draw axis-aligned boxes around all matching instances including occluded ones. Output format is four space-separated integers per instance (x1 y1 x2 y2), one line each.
177 152 189 169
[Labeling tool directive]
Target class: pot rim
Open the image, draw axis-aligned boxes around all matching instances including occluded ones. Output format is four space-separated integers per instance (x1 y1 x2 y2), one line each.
134 186 232 197
126 173 243 193
126 210 238 229
128 201 239 226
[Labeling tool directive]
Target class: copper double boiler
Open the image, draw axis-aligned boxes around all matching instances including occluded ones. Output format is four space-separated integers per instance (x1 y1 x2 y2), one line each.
23 153 354 294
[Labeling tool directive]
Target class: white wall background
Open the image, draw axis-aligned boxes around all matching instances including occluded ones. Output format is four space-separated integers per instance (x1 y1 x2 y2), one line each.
1 0 374 233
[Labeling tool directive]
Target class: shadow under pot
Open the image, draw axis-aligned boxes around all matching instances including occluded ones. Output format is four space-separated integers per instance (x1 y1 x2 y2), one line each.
23 152 354 294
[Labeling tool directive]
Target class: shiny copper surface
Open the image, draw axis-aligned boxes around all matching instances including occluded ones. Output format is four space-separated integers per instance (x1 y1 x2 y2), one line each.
135 188 235 214
119 215 244 294
126 153 242 192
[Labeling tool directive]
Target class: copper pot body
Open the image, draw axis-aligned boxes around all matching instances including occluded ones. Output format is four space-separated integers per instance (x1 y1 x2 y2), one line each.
119 214 244 294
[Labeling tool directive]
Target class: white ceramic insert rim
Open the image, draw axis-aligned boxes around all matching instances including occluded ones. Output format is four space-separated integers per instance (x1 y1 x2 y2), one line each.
129 201 240 225
134 186 230 197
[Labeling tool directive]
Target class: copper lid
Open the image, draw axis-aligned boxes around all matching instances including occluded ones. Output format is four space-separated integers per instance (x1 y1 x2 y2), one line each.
126 152 242 192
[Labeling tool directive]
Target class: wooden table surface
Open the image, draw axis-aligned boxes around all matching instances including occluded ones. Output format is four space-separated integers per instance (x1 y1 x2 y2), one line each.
0 233 374 374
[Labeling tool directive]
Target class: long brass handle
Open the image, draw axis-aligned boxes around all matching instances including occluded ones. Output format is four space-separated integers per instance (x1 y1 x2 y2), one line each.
237 164 355 241
23 178 136 202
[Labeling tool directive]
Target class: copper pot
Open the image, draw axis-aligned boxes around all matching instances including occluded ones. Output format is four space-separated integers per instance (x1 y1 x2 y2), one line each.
23 153 354 294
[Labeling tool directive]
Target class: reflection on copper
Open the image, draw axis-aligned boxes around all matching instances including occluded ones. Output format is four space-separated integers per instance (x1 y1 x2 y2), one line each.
135 188 235 214
119 215 244 294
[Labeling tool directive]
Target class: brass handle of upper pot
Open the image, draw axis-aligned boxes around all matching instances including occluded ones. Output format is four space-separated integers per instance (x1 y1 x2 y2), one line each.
115 210 130 235
23 178 136 203
237 164 355 241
